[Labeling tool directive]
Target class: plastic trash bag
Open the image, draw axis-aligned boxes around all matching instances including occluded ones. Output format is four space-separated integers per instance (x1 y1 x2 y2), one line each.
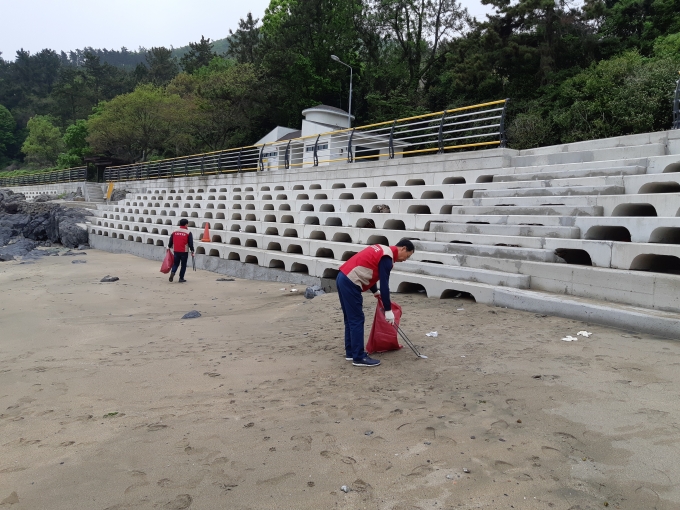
160 249 174 274
366 297 403 354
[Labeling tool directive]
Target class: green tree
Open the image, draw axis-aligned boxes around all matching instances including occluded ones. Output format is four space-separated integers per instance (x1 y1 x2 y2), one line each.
87 84 190 162
180 36 217 74
57 119 91 167
0 104 16 166
145 47 179 85
227 12 261 64
21 115 64 166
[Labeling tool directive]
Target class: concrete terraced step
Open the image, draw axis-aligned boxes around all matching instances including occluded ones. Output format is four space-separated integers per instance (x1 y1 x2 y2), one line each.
450 205 604 217
511 143 666 168
472 185 625 199
388 271 680 338
411 240 562 263
427 214 580 227
397 260 530 288
429 221 581 239
492 288 680 339
493 165 646 182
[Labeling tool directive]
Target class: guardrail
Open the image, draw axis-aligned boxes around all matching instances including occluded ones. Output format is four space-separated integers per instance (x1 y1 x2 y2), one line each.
104 99 509 182
0 167 87 187
673 76 680 130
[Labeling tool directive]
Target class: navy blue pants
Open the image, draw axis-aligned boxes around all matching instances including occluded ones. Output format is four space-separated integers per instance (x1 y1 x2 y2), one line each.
171 252 189 279
337 272 366 361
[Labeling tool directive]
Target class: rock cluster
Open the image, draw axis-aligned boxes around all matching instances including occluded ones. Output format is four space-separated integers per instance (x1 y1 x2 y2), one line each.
110 189 130 202
0 189 90 260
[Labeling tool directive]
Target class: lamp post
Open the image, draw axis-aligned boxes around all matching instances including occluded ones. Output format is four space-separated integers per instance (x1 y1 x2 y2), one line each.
331 54 352 127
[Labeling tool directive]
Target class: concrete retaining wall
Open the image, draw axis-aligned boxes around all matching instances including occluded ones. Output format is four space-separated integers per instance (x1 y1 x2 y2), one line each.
89 233 332 290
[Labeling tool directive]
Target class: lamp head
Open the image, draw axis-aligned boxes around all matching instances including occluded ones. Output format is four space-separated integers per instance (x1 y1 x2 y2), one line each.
331 55 339 62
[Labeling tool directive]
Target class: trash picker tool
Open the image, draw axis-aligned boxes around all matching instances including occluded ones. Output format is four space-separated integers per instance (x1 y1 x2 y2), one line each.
394 324 428 359
191 253 196 271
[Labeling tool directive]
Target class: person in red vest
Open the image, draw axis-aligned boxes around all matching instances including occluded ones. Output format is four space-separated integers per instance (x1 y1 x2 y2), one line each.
337 239 415 367
168 218 195 283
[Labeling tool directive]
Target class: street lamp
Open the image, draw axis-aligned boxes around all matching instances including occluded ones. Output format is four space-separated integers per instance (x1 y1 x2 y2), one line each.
331 54 352 127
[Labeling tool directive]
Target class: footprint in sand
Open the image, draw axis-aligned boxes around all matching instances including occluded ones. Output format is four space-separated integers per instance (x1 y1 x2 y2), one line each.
162 494 192 509
406 464 435 477
255 472 295 486
494 460 514 472
147 423 168 431
490 419 509 430
291 435 312 451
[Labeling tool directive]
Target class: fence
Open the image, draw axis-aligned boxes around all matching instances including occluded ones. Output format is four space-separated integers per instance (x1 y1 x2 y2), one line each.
0 167 87 187
674 76 680 130
104 99 509 182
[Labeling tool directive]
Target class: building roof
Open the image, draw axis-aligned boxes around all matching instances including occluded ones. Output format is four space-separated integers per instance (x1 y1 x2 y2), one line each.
302 104 355 120
276 130 302 141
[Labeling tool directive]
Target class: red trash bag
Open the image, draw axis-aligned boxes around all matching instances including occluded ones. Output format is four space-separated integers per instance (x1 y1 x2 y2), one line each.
160 249 174 274
366 296 403 354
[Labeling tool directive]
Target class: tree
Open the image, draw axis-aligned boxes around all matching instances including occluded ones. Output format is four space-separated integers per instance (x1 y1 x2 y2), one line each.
145 47 179 85
180 36 217 74
57 119 91 167
0 105 16 166
21 115 64 166
227 13 261 63
87 84 190 162
364 0 469 94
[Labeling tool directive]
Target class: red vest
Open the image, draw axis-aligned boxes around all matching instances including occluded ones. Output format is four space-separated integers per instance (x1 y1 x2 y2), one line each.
339 244 397 291
171 227 191 252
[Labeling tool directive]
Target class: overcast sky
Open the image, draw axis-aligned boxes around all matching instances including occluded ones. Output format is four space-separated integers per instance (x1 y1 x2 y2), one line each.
0 0 493 60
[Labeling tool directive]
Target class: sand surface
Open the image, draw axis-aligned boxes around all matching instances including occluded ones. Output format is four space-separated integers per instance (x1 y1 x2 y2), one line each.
1 249 679 510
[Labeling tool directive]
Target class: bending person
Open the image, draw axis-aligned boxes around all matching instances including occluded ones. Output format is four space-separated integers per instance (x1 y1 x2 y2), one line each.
168 218 195 283
336 238 415 367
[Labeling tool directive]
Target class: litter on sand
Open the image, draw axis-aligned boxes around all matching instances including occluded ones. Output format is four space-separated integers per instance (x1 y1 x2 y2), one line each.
562 335 578 342
577 331 592 337
426 331 438 338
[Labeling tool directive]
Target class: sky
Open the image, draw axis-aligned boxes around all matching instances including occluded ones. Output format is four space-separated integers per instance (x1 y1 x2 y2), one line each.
0 0 493 60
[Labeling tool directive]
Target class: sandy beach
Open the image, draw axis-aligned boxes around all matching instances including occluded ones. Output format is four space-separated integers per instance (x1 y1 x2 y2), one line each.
1 249 679 509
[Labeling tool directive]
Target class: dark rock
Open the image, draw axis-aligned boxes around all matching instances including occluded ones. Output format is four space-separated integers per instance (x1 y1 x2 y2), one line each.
100 275 119 282
216 277 235 281
0 190 88 251
182 310 202 319
0 238 37 259
109 189 130 202
0 253 13 261
304 285 326 299
71 259 86 264
62 251 87 256
33 194 52 203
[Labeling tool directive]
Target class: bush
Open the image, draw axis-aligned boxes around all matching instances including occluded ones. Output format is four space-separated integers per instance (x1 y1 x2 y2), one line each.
551 52 680 143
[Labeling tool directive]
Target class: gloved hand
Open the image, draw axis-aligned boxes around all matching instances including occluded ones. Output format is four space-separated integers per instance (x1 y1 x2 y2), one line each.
191 252 195 257
384 310 395 325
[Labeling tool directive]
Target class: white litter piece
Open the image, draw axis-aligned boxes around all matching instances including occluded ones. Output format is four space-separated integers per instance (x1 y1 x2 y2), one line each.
280 288 286 291
290 289 298 292
577 331 592 337
457 308 464 311
561 335 578 342
426 331 438 338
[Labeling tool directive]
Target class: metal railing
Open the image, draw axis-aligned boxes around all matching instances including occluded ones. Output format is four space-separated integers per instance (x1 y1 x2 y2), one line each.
0 167 87 187
673 76 680 130
104 99 509 182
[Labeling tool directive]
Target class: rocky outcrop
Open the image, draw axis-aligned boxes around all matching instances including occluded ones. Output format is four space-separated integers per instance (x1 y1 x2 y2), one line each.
110 188 130 202
0 189 90 257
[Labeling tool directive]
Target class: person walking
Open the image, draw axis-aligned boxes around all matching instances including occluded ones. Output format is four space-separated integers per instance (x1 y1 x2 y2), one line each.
336 238 415 367
168 219 195 283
